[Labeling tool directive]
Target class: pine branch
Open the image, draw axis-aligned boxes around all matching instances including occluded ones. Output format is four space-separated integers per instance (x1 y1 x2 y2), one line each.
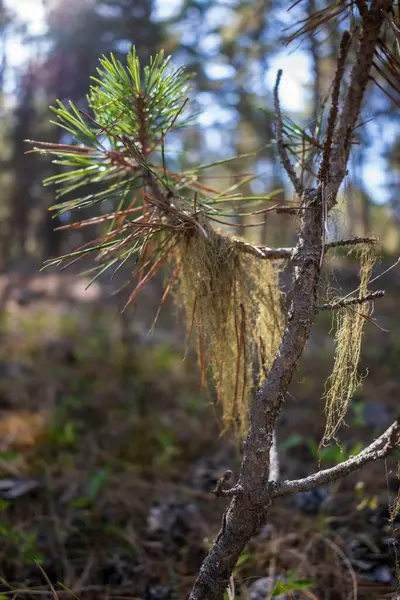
284 2 352 45
28 47 293 289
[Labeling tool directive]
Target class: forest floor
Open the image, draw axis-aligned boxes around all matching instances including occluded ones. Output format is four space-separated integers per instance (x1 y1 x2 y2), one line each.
0 257 399 600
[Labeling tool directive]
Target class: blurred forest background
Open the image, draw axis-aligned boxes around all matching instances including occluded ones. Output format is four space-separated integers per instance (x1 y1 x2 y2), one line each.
0 1 400 599
1 0 400 268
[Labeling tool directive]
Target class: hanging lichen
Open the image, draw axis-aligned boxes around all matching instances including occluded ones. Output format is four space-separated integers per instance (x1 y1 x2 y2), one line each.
174 220 283 437
323 245 378 443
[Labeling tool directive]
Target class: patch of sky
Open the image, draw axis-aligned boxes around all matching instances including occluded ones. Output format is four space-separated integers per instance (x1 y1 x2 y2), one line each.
206 5 235 28
265 50 313 113
95 3 124 19
198 34 221 57
362 119 399 204
250 159 274 194
113 39 133 54
203 128 227 153
204 62 237 81
153 0 183 21
197 92 238 127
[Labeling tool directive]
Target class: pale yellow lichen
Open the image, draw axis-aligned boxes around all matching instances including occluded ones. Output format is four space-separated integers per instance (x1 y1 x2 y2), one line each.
323 246 378 443
174 221 283 437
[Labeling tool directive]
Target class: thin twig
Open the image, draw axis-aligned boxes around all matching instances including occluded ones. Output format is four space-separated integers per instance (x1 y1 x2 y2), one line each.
318 289 385 311
213 469 232 496
270 419 400 499
213 470 244 498
318 30 352 184
233 239 294 260
273 70 303 197
326 236 378 249
317 533 358 600
355 0 369 19
284 3 352 46
35 563 59 600
340 255 400 304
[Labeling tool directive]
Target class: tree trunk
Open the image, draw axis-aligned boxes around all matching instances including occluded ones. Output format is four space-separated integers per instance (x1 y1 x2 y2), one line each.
189 188 323 600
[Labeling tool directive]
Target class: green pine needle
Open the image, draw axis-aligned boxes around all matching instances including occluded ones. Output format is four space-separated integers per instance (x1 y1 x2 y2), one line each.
28 46 285 287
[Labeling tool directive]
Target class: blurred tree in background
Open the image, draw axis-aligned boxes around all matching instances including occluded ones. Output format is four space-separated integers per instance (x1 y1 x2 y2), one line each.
0 0 399 269
0 0 165 266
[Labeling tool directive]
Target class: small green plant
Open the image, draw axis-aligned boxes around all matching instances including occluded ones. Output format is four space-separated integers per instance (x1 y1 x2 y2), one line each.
351 400 366 427
309 438 364 464
69 467 110 509
281 434 364 465
139 344 183 377
270 570 313 598
48 416 78 450
0 450 21 462
155 429 181 467
354 481 379 511
57 312 80 338
232 551 249 576
0 498 10 512
0 525 45 565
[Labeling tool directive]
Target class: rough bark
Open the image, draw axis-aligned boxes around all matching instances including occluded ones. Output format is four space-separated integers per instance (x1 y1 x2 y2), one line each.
189 189 323 600
328 0 392 205
189 4 395 600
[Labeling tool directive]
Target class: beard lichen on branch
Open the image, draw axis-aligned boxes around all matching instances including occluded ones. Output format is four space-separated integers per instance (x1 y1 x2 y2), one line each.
323 244 379 444
174 219 283 437
26 45 287 440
